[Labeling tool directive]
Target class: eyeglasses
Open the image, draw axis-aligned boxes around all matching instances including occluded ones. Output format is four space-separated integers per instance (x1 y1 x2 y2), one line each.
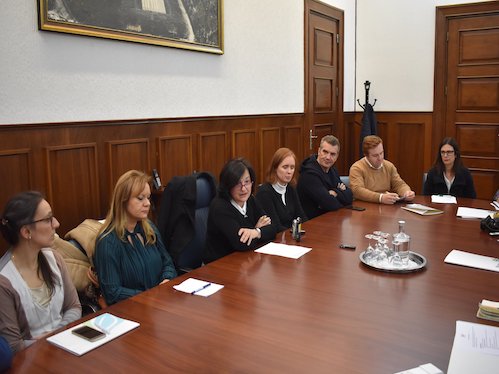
440 150 455 156
237 179 253 190
30 215 55 226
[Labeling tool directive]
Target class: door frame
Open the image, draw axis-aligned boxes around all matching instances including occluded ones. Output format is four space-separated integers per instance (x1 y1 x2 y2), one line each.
433 1 499 157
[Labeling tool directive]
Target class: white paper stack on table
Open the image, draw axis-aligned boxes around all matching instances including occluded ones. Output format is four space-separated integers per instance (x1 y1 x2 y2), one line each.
47 313 140 356
254 242 312 259
447 321 499 374
456 207 494 219
444 249 499 273
477 299 499 322
431 194 457 204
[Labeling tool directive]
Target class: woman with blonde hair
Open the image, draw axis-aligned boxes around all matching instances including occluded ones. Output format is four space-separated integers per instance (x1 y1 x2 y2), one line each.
256 148 307 232
94 170 176 305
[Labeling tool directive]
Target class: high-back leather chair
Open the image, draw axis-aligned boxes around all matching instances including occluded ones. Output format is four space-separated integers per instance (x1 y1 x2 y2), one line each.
157 172 216 274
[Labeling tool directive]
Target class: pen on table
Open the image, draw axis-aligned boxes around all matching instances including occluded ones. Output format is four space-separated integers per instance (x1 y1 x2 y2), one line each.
191 283 211 294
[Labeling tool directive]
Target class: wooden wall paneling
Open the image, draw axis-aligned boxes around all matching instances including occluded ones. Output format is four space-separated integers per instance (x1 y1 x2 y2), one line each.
259 127 281 183
395 122 426 194
156 135 193 185
0 149 32 205
343 114 360 173
0 149 33 256
283 126 303 162
198 131 228 179
470 169 498 200
45 143 100 236
231 129 259 182
106 139 151 194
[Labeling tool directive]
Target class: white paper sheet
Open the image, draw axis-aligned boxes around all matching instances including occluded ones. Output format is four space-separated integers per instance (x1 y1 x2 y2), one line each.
456 207 494 219
394 363 443 374
444 249 499 273
173 278 224 297
46 313 140 356
431 195 457 204
254 242 312 259
447 321 499 374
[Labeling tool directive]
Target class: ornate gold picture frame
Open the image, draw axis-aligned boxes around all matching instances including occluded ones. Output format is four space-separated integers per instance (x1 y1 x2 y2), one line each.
38 0 224 54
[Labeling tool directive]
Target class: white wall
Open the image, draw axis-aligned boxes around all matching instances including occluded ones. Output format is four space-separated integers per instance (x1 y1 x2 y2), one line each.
355 0 494 112
0 0 304 124
0 0 493 124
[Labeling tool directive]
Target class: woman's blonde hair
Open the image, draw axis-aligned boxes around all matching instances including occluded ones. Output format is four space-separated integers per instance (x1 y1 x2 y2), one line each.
98 170 156 244
265 147 297 185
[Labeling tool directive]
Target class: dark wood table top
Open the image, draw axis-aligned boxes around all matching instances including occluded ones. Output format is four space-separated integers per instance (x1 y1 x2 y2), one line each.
9 197 498 373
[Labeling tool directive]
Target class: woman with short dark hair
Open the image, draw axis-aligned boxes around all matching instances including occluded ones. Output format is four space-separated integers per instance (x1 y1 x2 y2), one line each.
203 158 276 264
0 191 81 353
423 137 476 198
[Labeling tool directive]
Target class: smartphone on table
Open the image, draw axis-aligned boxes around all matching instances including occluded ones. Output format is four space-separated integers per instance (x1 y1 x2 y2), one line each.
72 325 106 342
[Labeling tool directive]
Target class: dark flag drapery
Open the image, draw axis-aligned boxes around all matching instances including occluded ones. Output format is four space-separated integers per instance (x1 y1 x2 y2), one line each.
357 81 377 159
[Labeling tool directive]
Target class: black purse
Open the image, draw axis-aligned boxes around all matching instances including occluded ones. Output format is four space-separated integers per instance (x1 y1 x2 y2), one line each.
480 214 499 233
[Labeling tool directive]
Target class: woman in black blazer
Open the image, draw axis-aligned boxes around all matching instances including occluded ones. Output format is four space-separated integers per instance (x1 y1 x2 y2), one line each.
423 137 476 198
256 147 307 232
203 158 276 264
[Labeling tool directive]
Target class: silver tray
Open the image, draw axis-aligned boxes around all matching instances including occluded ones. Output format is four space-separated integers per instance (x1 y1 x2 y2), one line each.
359 251 427 273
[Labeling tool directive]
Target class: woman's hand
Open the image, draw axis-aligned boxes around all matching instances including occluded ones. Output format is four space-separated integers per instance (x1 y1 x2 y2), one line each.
238 228 260 246
255 215 271 229
159 279 170 285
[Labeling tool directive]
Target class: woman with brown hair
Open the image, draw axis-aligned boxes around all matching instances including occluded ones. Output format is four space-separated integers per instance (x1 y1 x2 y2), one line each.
423 137 476 198
256 147 307 232
0 191 81 353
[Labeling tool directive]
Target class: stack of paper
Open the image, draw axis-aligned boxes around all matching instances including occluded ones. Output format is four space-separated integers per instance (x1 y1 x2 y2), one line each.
456 207 493 219
477 299 499 322
431 194 457 204
444 249 499 273
447 321 499 374
402 204 443 216
255 242 312 259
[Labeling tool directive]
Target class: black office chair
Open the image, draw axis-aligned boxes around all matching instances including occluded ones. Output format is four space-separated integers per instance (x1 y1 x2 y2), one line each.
157 172 216 274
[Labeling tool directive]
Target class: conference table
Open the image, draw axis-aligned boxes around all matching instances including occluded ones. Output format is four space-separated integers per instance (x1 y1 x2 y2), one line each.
9 197 498 373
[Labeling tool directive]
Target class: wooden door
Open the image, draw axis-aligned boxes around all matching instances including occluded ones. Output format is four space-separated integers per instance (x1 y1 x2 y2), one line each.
304 0 343 169
435 2 499 199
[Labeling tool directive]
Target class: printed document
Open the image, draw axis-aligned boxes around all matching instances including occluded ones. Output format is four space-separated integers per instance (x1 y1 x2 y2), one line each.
447 321 499 373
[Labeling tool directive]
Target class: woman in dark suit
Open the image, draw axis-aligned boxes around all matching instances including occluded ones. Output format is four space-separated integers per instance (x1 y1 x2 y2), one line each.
423 137 476 198
203 158 276 264
256 147 307 232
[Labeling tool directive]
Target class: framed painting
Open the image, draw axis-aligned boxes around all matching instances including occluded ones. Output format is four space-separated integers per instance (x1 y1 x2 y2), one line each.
38 0 224 54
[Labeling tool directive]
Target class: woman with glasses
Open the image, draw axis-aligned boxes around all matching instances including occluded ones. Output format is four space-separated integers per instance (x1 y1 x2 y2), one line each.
94 170 176 305
423 137 476 198
256 148 307 232
0 191 81 353
203 158 277 264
